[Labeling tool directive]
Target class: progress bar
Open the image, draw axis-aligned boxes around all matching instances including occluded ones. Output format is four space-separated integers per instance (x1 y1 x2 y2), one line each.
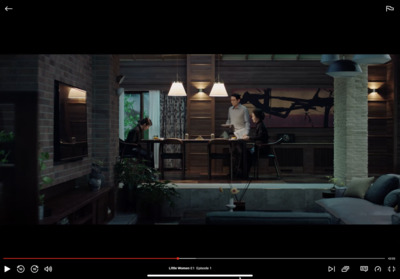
3 257 388 261
148 275 253 277
179 257 386 260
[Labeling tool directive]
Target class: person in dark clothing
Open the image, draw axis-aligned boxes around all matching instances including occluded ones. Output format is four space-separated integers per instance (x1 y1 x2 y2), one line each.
243 108 269 174
243 108 269 143
124 118 152 162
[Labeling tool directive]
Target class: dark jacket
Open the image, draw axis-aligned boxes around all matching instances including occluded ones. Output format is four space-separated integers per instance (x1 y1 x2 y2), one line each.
250 121 269 144
126 125 142 147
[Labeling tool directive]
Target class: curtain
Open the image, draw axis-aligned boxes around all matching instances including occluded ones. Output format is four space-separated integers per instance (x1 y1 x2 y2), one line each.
148 90 161 169
160 92 186 168
118 90 125 140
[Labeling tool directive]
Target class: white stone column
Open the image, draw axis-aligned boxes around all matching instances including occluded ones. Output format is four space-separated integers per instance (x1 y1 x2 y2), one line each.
333 64 369 184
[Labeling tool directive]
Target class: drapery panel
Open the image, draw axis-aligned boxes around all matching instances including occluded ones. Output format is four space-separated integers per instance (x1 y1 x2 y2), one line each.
160 92 186 169
148 90 160 169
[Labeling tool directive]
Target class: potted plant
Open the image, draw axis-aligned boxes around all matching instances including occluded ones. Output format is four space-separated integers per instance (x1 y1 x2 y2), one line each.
114 158 180 223
326 175 345 193
38 152 53 220
89 159 105 191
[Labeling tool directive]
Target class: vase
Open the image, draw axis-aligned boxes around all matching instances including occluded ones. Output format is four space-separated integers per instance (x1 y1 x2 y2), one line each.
226 197 236 212
89 178 101 191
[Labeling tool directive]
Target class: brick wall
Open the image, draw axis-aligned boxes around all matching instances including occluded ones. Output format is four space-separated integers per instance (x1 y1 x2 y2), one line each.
38 55 93 186
92 55 120 186
0 54 120 190
333 64 369 184
0 55 39 91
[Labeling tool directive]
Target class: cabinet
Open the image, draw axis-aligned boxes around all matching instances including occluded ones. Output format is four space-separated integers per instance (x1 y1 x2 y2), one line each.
40 186 115 225
272 143 333 174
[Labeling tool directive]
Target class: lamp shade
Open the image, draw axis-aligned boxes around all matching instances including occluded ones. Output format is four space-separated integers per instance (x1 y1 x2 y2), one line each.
326 60 362 77
320 54 340 65
168 81 187 96
209 82 228 97
352 54 391 65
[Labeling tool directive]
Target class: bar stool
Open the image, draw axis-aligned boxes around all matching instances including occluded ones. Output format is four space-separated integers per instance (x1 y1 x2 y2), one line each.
208 139 233 180
159 138 185 180
254 137 283 179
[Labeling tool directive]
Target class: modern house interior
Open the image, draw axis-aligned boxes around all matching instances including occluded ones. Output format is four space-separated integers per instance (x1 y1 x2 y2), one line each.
0 54 399 227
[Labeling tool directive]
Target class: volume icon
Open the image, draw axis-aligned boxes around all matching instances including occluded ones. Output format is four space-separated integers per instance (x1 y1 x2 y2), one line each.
44 266 53 272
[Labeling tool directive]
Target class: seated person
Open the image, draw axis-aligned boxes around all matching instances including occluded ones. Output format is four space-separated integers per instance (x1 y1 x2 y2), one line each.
124 117 152 162
243 108 269 173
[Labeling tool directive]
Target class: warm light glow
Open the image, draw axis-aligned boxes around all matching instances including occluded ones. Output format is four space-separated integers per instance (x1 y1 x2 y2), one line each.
194 89 209 100
68 88 86 100
168 81 187 96
368 82 384 90
368 89 384 101
192 81 210 90
209 82 228 97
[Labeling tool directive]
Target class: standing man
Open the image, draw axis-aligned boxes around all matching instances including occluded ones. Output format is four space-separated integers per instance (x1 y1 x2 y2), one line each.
226 94 250 178
226 93 250 136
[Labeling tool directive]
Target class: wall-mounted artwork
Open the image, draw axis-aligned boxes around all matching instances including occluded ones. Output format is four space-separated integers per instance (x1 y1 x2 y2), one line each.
234 88 334 128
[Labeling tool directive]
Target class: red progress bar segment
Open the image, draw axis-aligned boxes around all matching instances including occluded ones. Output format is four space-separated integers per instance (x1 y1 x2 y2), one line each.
3 257 179 260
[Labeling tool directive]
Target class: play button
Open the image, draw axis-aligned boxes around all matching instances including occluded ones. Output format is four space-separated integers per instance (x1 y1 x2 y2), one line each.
4 266 10 273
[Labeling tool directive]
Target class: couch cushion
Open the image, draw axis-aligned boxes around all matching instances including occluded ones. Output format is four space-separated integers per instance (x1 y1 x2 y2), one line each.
315 197 395 224
383 189 400 207
365 175 400 205
344 177 374 199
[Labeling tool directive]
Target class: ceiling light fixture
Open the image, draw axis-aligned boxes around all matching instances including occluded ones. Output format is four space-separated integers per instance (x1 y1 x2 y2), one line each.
168 57 187 96
326 58 362 78
209 54 228 97
168 81 187 96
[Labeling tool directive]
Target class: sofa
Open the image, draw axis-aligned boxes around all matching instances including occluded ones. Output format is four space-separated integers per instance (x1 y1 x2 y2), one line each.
205 211 337 225
315 174 400 224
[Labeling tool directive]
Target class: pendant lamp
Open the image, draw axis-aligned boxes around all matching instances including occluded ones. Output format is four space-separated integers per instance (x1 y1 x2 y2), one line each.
320 54 340 65
209 54 228 97
209 82 228 97
168 56 187 96
326 59 362 77
168 81 187 96
352 54 391 65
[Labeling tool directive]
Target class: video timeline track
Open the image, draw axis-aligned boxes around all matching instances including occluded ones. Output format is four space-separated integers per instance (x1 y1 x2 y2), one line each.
1 257 398 277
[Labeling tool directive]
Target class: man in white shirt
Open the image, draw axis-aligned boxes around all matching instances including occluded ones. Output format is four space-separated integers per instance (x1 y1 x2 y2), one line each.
226 94 250 136
226 94 250 178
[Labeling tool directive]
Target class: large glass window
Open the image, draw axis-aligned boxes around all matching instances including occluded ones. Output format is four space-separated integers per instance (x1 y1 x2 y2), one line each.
123 91 149 140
